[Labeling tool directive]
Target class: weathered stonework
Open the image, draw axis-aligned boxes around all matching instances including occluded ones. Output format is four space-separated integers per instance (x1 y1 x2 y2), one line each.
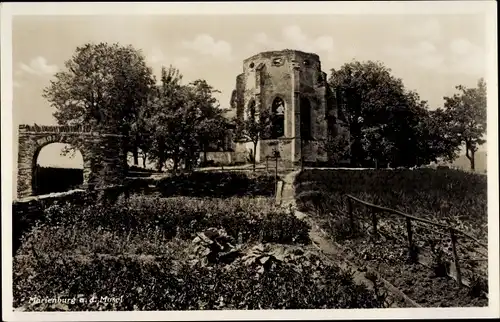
16 124 127 198
231 49 348 166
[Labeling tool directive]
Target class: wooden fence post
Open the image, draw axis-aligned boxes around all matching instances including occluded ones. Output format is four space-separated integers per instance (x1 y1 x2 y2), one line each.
346 197 354 231
371 208 377 237
450 228 462 286
406 217 413 250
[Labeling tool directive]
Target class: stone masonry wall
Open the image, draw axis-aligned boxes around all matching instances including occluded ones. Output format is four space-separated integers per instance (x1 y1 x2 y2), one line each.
232 50 333 165
17 125 127 198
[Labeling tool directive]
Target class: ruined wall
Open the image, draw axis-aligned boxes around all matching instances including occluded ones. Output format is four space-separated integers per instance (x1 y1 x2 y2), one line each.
232 50 343 165
17 125 127 198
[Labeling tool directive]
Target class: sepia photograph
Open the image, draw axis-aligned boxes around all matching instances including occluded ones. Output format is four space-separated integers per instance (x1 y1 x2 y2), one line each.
1 1 498 321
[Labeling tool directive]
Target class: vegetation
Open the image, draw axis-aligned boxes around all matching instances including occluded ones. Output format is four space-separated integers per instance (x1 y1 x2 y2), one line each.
328 61 486 169
24 42 489 310
440 78 487 170
156 171 279 198
295 168 487 240
42 43 486 172
13 195 388 311
42 43 156 164
294 168 488 307
141 67 230 172
233 104 273 172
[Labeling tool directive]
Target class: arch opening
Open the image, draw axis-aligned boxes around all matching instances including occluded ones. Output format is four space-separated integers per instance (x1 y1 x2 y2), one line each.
271 97 285 139
33 143 84 195
300 97 312 140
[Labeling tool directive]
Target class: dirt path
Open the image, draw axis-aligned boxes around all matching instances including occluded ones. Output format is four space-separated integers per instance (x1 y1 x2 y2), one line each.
278 170 419 308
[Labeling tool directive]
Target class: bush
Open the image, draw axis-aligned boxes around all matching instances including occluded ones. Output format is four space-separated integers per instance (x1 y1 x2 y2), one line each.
156 171 278 198
328 216 363 242
13 252 385 311
17 196 310 256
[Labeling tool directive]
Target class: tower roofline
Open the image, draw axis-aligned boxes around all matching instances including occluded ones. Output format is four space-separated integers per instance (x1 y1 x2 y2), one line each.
243 49 320 63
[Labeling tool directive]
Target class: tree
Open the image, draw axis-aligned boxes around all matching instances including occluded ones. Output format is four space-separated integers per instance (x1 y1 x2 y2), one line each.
43 42 156 164
320 134 351 166
189 79 230 166
328 60 442 167
143 67 229 173
442 78 487 170
233 106 273 172
143 66 188 172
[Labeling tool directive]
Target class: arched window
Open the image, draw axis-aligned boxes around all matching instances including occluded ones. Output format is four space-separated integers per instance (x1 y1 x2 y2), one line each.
300 97 312 140
247 100 256 122
271 97 285 138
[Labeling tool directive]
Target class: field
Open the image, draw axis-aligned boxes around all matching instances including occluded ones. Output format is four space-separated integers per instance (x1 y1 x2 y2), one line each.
13 172 387 311
294 168 488 307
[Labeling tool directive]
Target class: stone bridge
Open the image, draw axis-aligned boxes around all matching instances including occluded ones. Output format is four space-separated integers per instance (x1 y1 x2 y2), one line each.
17 124 127 198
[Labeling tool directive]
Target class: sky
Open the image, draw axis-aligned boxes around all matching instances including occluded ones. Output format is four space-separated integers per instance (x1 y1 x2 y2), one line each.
10 13 488 168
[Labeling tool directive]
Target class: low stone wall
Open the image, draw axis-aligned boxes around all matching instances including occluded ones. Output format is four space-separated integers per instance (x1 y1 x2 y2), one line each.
200 151 249 166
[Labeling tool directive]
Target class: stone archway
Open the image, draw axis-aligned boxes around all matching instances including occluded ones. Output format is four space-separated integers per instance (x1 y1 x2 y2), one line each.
33 143 85 195
17 124 127 199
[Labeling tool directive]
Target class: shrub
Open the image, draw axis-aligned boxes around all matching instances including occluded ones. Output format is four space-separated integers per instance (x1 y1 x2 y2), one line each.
328 216 363 242
156 172 278 198
13 252 385 311
468 275 488 298
17 196 310 256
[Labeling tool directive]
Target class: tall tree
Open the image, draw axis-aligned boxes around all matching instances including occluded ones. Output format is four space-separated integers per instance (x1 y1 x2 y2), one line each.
188 79 229 166
233 106 273 172
328 60 442 167
43 42 155 164
143 67 229 172
144 66 187 172
442 78 487 170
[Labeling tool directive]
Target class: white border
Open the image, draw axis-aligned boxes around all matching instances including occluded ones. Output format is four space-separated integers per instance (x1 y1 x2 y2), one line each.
1 1 498 321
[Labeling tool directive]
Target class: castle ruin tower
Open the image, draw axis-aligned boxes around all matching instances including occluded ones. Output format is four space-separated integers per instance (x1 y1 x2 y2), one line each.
231 49 343 166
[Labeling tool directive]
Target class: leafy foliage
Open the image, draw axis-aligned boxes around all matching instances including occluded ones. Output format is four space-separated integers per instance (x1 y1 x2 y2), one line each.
142 67 230 172
17 196 310 257
294 168 488 306
14 250 385 311
156 171 278 198
328 60 454 167
42 42 155 158
295 168 487 242
440 78 487 170
13 193 388 311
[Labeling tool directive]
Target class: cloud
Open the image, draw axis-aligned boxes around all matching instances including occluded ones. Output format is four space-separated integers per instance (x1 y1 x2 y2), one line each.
384 37 485 76
18 56 58 76
407 19 442 42
385 41 444 70
448 38 485 75
181 34 233 60
146 47 191 76
246 26 336 61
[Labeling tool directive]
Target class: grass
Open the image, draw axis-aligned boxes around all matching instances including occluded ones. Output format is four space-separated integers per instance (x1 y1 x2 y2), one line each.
294 168 488 307
295 168 487 241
